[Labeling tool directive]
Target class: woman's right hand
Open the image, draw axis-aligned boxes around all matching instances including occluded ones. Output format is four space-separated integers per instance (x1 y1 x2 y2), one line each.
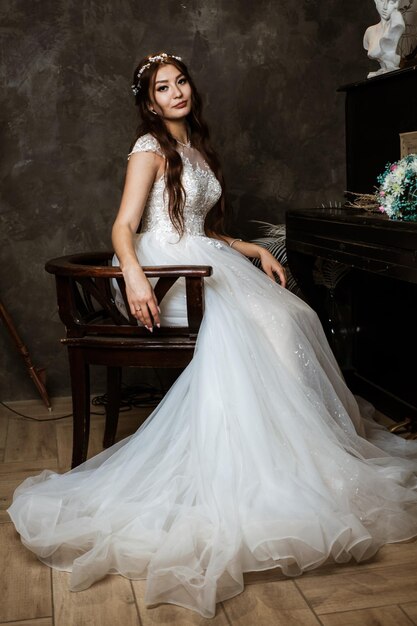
123 265 161 331
111 150 164 331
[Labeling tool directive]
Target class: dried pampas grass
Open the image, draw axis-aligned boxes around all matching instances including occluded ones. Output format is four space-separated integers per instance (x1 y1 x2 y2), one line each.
344 191 380 212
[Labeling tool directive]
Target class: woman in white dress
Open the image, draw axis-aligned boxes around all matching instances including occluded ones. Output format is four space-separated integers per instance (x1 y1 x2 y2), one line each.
8 52 417 619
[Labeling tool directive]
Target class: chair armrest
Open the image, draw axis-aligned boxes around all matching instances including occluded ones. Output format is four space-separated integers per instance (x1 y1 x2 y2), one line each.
45 252 212 279
45 252 212 337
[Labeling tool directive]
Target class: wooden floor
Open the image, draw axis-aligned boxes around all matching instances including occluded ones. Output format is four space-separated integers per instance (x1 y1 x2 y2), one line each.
1 397 417 626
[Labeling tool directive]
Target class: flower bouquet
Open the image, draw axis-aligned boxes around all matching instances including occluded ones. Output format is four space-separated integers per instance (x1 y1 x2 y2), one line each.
376 153 417 221
346 153 417 222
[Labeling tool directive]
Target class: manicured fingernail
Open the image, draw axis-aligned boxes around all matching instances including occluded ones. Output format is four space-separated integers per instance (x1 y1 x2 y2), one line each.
156 323 161 328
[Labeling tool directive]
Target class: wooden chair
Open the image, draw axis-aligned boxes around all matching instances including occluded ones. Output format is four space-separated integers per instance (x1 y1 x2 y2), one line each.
45 252 212 468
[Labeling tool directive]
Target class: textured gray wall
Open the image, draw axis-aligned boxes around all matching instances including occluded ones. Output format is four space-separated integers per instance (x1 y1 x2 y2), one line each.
0 0 376 401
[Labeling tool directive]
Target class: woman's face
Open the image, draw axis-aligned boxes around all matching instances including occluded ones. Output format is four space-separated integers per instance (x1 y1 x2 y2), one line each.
375 0 398 21
149 63 192 120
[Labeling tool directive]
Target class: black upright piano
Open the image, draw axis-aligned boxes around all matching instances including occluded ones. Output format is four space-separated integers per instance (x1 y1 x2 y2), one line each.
286 66 417 425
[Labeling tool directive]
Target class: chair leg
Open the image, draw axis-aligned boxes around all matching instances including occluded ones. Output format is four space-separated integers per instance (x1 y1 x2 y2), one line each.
68 348 90 468
103 366 122 448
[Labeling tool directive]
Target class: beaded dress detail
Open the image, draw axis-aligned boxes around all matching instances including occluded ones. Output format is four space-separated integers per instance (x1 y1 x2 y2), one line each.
8 134 417 619
131 134 222 238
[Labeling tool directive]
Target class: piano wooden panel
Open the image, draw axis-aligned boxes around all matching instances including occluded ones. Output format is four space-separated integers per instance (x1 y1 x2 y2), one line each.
286 66 417 427
286 207 417 425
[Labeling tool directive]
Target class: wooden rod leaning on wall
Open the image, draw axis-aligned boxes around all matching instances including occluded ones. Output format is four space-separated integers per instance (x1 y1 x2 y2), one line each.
0 300 52 410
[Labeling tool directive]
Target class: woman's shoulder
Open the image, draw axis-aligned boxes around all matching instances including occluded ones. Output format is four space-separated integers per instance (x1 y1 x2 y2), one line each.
128 133 163 159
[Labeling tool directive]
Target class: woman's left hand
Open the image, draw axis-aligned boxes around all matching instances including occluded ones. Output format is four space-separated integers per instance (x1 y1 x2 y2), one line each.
217 236 288 288
258 247 287 288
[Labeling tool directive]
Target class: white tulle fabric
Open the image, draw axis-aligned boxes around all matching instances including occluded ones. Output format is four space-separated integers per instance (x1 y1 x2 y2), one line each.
8 134 417 618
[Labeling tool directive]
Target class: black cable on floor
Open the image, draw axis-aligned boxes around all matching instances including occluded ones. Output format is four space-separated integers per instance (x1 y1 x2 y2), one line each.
0 401 75 421
1 383 164 421
91 383 164 411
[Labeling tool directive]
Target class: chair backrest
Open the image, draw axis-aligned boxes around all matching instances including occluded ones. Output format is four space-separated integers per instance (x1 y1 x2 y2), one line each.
45 252 212 339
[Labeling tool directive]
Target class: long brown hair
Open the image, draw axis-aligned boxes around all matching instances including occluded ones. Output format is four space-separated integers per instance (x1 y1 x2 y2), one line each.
131 53 226 237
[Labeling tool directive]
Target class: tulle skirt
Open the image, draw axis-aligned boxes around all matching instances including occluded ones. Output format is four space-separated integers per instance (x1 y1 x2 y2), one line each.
8 232 417 618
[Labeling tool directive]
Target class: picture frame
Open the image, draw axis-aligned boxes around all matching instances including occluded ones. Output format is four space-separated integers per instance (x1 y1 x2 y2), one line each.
400 130 417 157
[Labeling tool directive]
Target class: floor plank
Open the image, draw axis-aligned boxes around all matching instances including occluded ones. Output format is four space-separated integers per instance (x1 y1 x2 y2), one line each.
299 538 417 577
239 539 417 587
2 397 417 626
296 563 417 614
5 418 57 463
320 604 415 626
222 579 321 625
131 579 229 625
0 510 13 523
55 419 107 471
0 478 22 522
53 570 140 626
0 416 8 462
401 602 417 625
0 458 59 478
56 410 150 471
0 619 53 626
0 396 73 421
0 523 52 622
244 566 287 585
0 459 59 520
115 410 152 440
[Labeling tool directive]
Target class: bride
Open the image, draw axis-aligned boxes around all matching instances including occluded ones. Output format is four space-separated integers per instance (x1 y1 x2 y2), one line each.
8 52 417 619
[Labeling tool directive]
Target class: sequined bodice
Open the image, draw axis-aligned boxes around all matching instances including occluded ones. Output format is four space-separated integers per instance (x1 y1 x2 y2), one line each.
129 134 222 237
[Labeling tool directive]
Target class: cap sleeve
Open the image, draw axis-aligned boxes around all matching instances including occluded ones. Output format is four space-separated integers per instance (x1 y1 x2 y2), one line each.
128 134 163 160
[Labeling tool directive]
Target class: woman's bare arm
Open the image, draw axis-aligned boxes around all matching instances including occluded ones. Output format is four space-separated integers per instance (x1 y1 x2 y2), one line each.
211 233 287 288
112 151 164 329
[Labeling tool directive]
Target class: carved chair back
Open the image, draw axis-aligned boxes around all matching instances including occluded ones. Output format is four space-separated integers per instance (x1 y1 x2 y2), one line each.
45 252 212 467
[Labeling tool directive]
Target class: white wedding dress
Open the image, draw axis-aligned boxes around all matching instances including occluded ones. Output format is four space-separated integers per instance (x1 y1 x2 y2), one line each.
8 134 417 618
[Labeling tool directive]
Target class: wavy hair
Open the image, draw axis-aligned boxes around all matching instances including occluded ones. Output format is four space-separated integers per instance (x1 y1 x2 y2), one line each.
131 53 226 237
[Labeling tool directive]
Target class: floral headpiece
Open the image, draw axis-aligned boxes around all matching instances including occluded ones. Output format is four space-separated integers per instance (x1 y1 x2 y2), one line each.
131 53 183 95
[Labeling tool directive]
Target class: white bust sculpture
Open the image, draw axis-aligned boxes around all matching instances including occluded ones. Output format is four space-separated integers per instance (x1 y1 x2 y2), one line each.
363 0 405 78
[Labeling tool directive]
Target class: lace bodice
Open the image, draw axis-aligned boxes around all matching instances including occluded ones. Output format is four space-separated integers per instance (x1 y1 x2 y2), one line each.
128 134 222 237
